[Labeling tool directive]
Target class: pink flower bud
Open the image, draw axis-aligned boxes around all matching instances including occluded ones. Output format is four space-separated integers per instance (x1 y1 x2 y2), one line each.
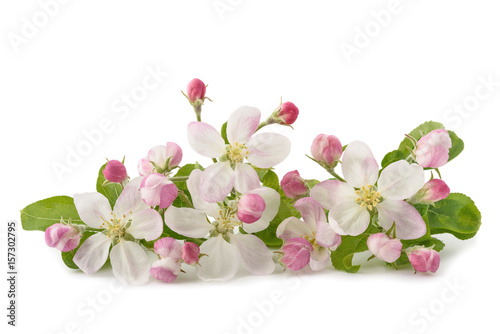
367 233 402 263
415 129 452 168
281 237 313 271
411 179 450 204
140 174 178 209
186 78 206 103
281 170 308 199
408 247 440 273
277 102 299 125
154 237 182 261
138 142 183 176
45 223 81 252
311 134 343 166
150 257 181 283
237 194 266 224
103 160 128 183
182 242 200 265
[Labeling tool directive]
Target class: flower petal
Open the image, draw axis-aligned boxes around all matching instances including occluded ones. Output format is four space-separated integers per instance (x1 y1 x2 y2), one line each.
73 192 112 229
226 106 261 145
310 180 338 210
316 220 342 249
329 198 370 236
199 162 235 203
164 206 214 238
128 209 163 241
234 163 260 193
377 161 425 200
110 240 150 285
73 233 111 274
246 133 291 168
114 177 149 217
242 187 280 234
294 197 326 231
196 235 239 281
186 169 220 217
341 141 379 187
276 217 314 241
309 247 330 272
377 199 427 240
228 234 275 275
187 121 226 158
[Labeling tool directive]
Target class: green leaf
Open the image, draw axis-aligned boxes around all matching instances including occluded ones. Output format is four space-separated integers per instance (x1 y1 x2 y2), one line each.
330 225 378 273
174 164 202 191
381 150 406 169
253 197 296 247
96 163 122 208
262 170 280 191
61 231 95 269
447 131 464 162
21 196 83 231
427 193 481 240
305 179 320 189
221 121 229 145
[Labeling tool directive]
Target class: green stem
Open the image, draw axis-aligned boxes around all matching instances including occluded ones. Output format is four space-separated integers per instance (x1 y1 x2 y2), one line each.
327 167 346 183
178 189 194 209
169 176 189 182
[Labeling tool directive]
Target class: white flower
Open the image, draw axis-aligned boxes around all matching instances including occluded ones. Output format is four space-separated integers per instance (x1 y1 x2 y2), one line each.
73 178 163 285
164 169 280 281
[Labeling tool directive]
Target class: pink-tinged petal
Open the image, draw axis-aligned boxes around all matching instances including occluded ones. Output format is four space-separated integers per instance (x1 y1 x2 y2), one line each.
311 134 343 166
150 257 181 283
316 220 342 249
128 208 163 241
246 133 291 168
367 233 402 263
281 237 313 271
309 247 330 271
378 161 425 200
229 234 275 275
294 197 326 231
281 170 308 199
165 142 183 168
138 158 154 176
110 240 150 285
328 199 370 236
419 179 451 203
103 160 127 183
242 187 280 234
199 162 235 203
73 233 112 274
159 182 178 209
276 217 314 241
376 199 427 240
114 177 149 217
73 192 113 229
196 235 238 281
154 237 182 261
341 141 379 188
182 242 201 265
234 163 260 194
45 223 81 252
186 169 220 217
415 129 452 168
140 174 178 209
187 122 226 158
227 106 261 145
147 145 168 169
310 180 340 210
237 194 266 224
164 206 214 238
408 248 440 273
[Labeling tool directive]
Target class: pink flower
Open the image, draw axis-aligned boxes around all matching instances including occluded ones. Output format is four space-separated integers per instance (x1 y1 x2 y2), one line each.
154 237 182 261
150 257 181 283
410 179 450 204
237 194 266 224
103 160 128 183
280 237 313 271
186 78 206 103
187 106 291 203
138 142 183 176
367 233 402 263
415 129 452 168
182 242 201 265
311 134 343 167
280 170 308 199
408 247 440 273
276 101 299 125
45 223 81 252
140 173 178 209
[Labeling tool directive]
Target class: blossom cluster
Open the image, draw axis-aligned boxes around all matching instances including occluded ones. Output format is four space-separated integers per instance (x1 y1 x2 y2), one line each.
23 78 481 284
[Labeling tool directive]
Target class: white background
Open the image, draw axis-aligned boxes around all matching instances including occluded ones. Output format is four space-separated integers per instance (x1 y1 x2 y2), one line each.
1 1 498 333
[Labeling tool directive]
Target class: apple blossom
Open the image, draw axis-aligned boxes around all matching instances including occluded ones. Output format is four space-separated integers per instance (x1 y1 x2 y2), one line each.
139 173 178 209
415 129 452 168
280 170 308 199
154 237 182 261
237 193 266 224
182 242 201 265
407 246 440 273
103 160 128 183
311 141 426 239
280 237 313 271
367 233 402 263
409 179 450 204
311 134 343 167
45 222 81 252
150 257 182 283
138 142 183 176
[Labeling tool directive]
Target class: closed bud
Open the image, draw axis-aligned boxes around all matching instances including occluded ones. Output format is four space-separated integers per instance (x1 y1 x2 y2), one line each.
138 142 183 176
103 160 128 183
186 78 206 103
281 170 308 199
367 233 402 263
275 101 299 125
281 237 313 271
407 247 440 273
410 179 450 204
45 223 81 252
311 134 343 167
150 257 181 283
154 237 182 261
237 194 266 224
415 129 452 168
140 174 178 209
182 242 201 265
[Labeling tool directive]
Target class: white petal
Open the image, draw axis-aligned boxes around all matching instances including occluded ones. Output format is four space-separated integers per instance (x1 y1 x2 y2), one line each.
341 141 379 187
376 199 427 240
229 234 275 275
73 192 112 229
128 209 163 241
310 180 338 210
309 247 330 272
276 217 314 241
110 240 150 285
199 162 235 203
294 197 326 231
329 197 370 236
227 106 261 145
164 206 214 238
316 220 342 249
377 161 425 200
114 177 148 217
73 233 111 274
186 169 219 217
187 122 226 158
246 133 291 168
234 163 260 193
196 235 239 281
242 187 280 233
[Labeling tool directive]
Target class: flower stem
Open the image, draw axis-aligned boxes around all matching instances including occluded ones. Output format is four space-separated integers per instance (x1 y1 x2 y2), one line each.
326 167 346 183
178 189 194 209
169 176 189 182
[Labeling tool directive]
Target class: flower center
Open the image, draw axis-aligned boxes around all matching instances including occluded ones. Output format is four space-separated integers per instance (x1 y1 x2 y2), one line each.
303 231 319 248
227 142 250 164
213 207 240 234
355 185 381 211
99 211 132 239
